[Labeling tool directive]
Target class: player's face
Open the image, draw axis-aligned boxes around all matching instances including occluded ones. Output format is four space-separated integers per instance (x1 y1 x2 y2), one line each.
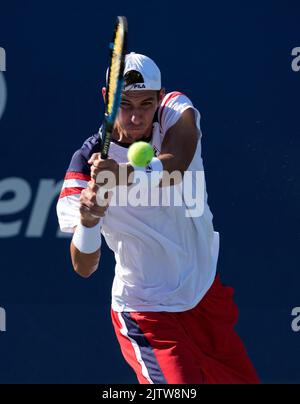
116 90 163 141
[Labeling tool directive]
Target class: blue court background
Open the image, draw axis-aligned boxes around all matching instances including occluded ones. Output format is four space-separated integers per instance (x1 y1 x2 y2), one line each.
0 0 299 383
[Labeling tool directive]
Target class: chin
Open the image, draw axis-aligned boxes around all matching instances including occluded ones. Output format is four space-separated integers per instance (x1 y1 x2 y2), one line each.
128 132 145 140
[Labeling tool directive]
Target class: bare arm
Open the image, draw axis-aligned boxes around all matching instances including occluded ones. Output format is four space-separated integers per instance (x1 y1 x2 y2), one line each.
158 108 199 181
70 223 101 278
71 241 101 278
70 181 111 278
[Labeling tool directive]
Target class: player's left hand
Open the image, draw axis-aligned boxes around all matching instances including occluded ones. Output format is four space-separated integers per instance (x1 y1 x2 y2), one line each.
88 153 119 188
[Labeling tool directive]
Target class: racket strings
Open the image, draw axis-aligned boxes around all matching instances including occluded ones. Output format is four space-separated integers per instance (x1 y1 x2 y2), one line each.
107 23 124 115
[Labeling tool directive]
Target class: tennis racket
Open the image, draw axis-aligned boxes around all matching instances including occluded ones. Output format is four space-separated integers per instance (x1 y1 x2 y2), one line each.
101 16 128 159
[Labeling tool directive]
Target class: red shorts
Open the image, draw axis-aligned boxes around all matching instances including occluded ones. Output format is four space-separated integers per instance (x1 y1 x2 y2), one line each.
111 275 260 384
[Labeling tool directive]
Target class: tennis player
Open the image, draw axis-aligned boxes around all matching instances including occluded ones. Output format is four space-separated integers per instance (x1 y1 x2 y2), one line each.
57 52 260 384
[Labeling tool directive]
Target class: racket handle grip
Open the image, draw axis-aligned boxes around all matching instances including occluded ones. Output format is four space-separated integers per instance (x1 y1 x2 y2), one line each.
100 120 112 159
101 150 108 160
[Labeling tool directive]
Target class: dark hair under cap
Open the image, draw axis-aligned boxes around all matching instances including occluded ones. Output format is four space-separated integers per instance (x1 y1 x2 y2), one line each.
123 70 145 87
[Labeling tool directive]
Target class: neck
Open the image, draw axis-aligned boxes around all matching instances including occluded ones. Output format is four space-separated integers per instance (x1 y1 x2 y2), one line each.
112 126 152 144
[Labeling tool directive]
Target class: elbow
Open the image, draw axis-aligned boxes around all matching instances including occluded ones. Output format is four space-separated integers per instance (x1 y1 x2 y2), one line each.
75 269 93 278
73 264 96 278
72 252 99 278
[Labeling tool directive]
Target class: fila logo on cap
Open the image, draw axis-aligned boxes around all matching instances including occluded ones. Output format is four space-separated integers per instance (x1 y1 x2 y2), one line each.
133 83 146 89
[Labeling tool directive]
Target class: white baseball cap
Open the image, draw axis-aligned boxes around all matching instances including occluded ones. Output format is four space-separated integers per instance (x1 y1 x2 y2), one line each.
123 52 161 91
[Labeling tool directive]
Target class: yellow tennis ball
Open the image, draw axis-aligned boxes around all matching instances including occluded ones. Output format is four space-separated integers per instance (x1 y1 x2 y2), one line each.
127 141 154 167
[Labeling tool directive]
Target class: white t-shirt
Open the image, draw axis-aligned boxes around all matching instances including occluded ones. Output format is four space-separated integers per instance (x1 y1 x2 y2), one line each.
57 92 220 312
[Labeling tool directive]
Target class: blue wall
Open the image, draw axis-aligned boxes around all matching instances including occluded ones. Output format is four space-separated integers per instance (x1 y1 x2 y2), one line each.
0 0 299 383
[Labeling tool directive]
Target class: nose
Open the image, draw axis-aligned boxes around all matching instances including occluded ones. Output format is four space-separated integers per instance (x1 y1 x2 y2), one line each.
130 109 142 126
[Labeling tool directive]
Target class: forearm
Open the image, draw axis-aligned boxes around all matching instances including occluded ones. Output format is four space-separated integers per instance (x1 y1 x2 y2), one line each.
71 218 102 278
70 241 100 278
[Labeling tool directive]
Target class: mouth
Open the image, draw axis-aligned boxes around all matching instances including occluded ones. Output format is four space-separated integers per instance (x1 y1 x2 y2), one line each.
127 128 144 132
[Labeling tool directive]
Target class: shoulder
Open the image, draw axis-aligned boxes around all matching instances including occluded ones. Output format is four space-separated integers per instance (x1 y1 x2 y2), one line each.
160 91 192 106
158 91 194 120
158 91 199 134
79 132 102 160
67 132 101 175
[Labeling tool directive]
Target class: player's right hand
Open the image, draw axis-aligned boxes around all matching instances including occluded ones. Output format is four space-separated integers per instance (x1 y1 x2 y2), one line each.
79 180 112 227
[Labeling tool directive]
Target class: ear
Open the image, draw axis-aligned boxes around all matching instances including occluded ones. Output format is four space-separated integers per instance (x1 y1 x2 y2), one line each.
159 88 166 104
102 87 106 103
